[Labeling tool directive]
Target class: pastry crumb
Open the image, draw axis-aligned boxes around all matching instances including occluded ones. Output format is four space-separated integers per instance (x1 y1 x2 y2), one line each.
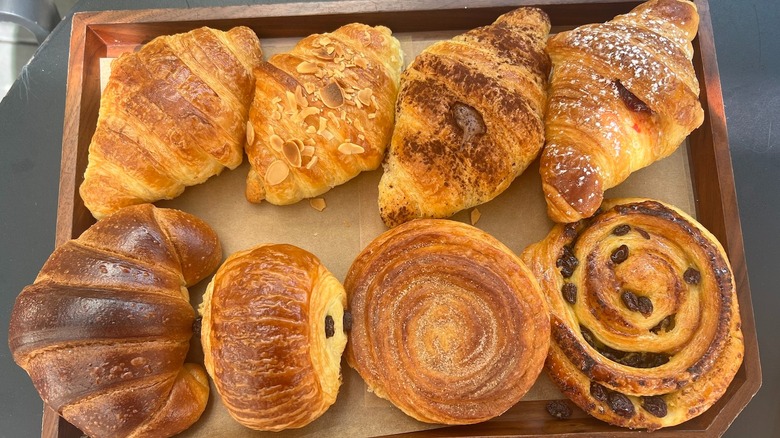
310 198 326 212
471 208 481 225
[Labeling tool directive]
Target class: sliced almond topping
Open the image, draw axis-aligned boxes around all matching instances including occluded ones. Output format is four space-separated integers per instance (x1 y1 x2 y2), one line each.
322 130 335 141
327 111 341 127
304 137 316 146
354 56 368 69
283 141 303 167
371 95 379 108
357 88 373 106
304 82 317 94
471 208 482 225
320 81 344 109
272 110 282 120
295 85 308 108
317 116 328 134
337 62 346 72
269 134 284 152
306 125 316 134
326 45 335 55
301 145 315 157
314 70 325 79
304 113 320 127
319 36 332 46
310 197 326 212
299 106 320 120
265 160 289 186
246 121 255 145
338 142 365 155
306 155 319 169
285 90 298 110
292 138 305 151
271 96 282 105
296 61 318 74
358 134 365 141
368 113 376 119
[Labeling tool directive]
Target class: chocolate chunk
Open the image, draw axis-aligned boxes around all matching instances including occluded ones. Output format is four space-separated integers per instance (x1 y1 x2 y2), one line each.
615 80 652 114
651 314 676 334
611 245 629 264
590 382 609 403
612 224 631 236
608 391 636 418
636 228 651 240
325 315 335 338
637 296 654 317
546 400 573 419
562 283 578 304
621 290 640 312
641 396 668 418
192 316 202 337
557 246 579 278
684 267 701 285
343 310 353 332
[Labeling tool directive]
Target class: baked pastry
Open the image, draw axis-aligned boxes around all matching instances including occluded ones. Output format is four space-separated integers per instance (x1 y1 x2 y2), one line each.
80 26 263 219
378 7 551 227
200 244 348 431
245 24 403 204
8 204 222 438
521 198 744 430
540 0 704 223
346 219 549 424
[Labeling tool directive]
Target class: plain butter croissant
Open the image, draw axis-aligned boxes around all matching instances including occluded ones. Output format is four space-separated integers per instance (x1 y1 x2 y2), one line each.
8 204 222 438
80 26 263 219
378 7 551 227
540 0 704 223
245 23 403 204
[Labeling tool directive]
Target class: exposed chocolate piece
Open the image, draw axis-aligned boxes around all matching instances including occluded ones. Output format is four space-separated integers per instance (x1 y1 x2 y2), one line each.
651 314 676 334
608 391 636 418
612 224 631 236
562 283 578 305
684 267 701 285
325 315 335 338
546 400 573 419
343 310 353 332
641 395 668 418
557 246 579 278
451 101 486 146
610 245 629 264
637 296 654 317
590 382 609 403
192 316 202 337
614 79 652 114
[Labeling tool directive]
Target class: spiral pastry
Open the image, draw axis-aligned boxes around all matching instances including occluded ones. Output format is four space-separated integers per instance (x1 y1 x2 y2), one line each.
521 198 744 430
345 219 549 424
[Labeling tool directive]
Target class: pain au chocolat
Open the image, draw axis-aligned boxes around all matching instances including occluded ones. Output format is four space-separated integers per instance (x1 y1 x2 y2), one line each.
346 219 549 424
521 199 744 430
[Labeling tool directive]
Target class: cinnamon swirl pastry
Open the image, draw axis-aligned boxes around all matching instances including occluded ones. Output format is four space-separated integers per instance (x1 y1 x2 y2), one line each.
521 199 744 430
346 219 549 424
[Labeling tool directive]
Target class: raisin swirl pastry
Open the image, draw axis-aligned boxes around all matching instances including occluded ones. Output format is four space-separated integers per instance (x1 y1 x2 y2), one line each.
521 199 744 430
346 219 549 424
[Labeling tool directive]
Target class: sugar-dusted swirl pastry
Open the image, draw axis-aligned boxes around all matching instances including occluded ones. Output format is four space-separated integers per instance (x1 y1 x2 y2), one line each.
200 244 348 431
540 0 704 223
521 199 744 430
346 219 549 424
245 23 403 205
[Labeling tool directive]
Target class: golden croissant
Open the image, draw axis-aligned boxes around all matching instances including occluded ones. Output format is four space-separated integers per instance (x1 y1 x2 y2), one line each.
80 26 263 219
540 0 704 223
245 23 403 205
378 7 551 227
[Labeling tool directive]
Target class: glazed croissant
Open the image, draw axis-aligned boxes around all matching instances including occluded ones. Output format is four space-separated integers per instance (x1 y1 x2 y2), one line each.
541 0 704 223
378 7 551 227
245 23 403 204
80 26 263 219
8 204 222 438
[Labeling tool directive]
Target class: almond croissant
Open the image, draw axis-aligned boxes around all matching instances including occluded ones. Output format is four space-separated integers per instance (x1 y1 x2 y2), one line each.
245 23 403 205
80 26 263 219
540 0 704 223
8 204 222 438
378 7 551 228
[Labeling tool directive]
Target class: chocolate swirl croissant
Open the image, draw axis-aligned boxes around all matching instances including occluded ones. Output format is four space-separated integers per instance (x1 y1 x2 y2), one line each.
8 204 222 438
521 199 744 430
540 0 704 223
346 219 549 424
80 26 263 219
245 23 403 205
378 7 551 227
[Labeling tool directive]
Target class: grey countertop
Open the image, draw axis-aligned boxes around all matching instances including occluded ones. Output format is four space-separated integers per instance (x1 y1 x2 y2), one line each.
1 0 778 436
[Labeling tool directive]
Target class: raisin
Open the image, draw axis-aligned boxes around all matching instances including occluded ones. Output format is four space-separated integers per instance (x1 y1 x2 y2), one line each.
557 246 579 278
615 80 652 114
608 391 636 418
611 245 629 264
637 296 654 317
636 228 651 240
590 382 609 403
343 311 353 332
684 268 701 285
580 327 596 348
562 283 578 304
641 396 668 418
325 315 335 338
192 316 202 337
546 400 572 419
612 224 631 236
651 314 675 334
621 290 640 313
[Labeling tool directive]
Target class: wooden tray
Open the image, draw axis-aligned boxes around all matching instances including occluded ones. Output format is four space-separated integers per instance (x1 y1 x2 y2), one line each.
53 0 761 436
